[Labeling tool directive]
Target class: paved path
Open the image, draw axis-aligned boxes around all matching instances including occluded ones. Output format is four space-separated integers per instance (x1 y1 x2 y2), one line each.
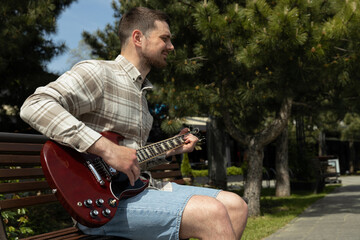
264 176 360 240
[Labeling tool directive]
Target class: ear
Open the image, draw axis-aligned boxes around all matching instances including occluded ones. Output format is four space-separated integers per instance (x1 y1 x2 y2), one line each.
132 30 143 47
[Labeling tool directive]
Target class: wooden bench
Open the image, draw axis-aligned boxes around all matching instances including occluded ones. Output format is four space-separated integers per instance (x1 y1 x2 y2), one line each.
0 132 184 240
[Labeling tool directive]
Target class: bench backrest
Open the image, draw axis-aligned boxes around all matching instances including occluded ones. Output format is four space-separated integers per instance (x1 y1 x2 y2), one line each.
0 133 53 239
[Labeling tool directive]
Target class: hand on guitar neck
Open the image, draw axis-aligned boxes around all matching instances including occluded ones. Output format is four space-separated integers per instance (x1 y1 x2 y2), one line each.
87 128 199 187
165 128 199 157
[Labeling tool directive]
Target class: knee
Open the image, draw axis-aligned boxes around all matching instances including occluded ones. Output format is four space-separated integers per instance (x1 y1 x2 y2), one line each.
186 195 230 221
217 191 248 217
207 197 230 219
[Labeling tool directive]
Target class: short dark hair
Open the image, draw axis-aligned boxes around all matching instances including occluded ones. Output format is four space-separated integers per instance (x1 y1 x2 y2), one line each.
118 7 170 48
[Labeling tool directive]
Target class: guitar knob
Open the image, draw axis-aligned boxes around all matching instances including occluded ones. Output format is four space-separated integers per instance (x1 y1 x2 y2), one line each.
84 199 93 208
96 198 104 207
102 208 111 217
90 210 99 218
108 198 117 208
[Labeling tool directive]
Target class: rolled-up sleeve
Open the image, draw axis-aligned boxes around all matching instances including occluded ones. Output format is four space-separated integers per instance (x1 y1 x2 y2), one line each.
20 61 104 152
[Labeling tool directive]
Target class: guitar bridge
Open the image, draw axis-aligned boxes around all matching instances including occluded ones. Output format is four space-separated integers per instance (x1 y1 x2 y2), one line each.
82 154 115 185
87 161 105 185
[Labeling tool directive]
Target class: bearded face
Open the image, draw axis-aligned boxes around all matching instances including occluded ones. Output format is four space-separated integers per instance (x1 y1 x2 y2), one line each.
140 20 174 69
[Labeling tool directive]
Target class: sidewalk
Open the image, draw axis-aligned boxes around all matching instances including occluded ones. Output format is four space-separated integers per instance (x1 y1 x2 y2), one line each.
264 176 360 240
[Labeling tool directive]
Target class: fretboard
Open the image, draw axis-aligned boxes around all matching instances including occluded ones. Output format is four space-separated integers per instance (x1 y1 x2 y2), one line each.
136 133 188 163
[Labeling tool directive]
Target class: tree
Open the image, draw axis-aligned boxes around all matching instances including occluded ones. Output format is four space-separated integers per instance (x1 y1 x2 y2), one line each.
83 0 360 216
0 0 76 132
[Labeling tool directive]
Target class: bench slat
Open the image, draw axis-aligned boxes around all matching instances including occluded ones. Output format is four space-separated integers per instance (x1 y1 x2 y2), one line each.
150 163 181 170
0 142 43 153
0 194 57 210
0 181 49 194
150 170 183 179
0 168 44 180
20 226 125 240
0 155 41 166
21 227 84 240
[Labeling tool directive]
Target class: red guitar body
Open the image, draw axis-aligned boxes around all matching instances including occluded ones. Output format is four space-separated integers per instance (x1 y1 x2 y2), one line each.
40 132 149 228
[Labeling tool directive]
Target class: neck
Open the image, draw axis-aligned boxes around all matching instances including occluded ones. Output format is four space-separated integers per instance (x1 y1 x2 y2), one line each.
121 48 150 79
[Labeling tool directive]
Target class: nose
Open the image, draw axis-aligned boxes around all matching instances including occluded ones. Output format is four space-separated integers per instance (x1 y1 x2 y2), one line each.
167 41 174 51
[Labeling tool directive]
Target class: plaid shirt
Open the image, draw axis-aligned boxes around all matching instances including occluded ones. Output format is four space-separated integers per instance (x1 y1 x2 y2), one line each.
20 55 154 152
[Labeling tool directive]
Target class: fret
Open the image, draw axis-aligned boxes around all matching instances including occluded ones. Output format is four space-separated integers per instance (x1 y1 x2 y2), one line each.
155 144 162 154
168 139 175 148
138 150 146 161
171 139 178 147
147 146 156 158
160 143 167 151
136 152 144 162
135 131 196 165
151 145 159 154
140 149 149 159
175 138 183 145
144 148 151 158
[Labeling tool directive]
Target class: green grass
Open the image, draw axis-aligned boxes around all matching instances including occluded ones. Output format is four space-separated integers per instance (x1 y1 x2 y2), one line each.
240 185 339 240
190 184 339 240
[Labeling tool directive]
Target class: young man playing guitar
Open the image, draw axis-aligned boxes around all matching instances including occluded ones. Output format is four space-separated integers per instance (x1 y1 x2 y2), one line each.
20 7 248 240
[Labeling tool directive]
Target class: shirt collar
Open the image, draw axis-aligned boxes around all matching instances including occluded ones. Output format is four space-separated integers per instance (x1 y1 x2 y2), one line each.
115 55 153 90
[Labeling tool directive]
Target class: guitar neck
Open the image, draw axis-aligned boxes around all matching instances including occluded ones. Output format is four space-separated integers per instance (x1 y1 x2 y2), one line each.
136 133 188 163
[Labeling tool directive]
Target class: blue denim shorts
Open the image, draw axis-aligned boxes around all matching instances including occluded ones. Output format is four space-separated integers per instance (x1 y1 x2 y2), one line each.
78 183 221 240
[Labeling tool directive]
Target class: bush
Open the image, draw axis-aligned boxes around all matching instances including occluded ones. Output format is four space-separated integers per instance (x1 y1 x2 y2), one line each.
188 166 244 178
227 166 244 175
180 153 193 177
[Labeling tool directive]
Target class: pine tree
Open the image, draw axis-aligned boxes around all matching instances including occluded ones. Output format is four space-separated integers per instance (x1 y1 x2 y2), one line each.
0 0 76 131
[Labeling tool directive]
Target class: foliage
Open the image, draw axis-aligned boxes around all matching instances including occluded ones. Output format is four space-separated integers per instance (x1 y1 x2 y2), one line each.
1 208 34 240
1 202 73 239
188 166 243 177
181 153 193 177
227 166 244 176
339 113 360 141
192 169 208 178
0 0 76 132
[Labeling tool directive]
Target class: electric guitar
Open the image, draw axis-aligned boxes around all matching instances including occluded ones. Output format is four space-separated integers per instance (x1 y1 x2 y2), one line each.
40 130 198 228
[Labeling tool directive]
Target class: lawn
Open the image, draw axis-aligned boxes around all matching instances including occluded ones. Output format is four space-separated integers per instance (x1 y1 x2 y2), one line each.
237 185 339 240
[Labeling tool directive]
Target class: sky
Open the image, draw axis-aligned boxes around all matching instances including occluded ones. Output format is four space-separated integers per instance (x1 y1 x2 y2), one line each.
47 0 115 74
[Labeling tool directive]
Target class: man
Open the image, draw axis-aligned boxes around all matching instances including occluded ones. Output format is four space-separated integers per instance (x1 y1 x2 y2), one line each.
20 7 248 240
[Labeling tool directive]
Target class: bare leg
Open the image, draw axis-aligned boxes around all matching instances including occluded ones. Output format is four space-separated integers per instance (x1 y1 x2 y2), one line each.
216 191 248 239
179 192 248 240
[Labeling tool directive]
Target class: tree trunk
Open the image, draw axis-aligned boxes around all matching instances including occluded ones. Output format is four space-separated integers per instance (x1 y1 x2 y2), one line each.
318 131 326 156
222 97 293 217
207 117 228 190
243 142 263 216
275 124 290 197
349 140 355 174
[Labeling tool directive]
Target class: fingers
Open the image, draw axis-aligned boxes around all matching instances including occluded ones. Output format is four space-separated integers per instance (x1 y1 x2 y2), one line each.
127 156 140 186
179 128 190 135
125 165 140 186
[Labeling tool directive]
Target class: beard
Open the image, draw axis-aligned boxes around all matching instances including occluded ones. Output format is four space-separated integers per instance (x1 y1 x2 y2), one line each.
142 51 168 69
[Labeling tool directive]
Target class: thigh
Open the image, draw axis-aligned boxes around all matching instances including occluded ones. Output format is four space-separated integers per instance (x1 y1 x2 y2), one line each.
78 183 221 240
